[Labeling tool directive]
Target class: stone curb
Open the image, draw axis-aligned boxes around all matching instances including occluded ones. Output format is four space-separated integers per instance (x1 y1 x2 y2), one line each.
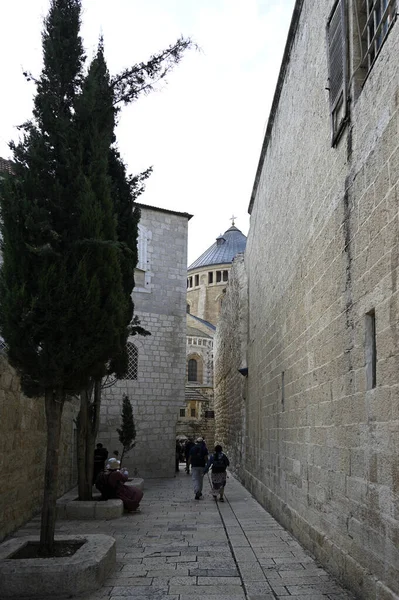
0 533 116 597
56 478 144 520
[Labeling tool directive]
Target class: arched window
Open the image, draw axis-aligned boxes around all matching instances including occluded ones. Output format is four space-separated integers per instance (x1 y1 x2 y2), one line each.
188 358 198 382
126 342 138 379
186 303 191 314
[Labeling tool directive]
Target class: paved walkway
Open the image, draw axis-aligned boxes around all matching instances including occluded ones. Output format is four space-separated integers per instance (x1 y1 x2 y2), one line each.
17 468 354 600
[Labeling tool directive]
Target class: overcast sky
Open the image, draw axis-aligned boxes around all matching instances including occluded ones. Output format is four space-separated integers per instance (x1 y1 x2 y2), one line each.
0 0 295 265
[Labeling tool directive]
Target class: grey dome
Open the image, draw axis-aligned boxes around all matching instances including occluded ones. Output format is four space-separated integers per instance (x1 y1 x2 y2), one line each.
188 225 247 270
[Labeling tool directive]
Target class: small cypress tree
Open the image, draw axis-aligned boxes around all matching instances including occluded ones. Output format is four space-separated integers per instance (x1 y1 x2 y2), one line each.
117 394 136 467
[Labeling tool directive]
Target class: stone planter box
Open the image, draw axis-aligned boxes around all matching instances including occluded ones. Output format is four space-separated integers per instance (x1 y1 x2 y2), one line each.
0 534 115 598
56 478 144 520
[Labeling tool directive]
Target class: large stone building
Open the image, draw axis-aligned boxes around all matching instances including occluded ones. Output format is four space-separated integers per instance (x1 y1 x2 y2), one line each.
177 224 247 443
99 203 191 478
215 2 399 599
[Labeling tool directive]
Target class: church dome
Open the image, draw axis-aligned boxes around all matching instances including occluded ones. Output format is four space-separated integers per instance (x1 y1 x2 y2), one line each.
188 225 247 270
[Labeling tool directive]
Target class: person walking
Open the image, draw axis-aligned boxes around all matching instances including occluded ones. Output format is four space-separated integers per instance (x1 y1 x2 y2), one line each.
184 438 194 474
204 444 230 502
188 437 208 499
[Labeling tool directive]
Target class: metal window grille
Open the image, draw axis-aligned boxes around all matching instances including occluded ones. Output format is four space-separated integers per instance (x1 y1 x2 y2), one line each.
327 0 348 145
126 342 138 380
361 0 397 71
0 338 8 353
188 359 197 381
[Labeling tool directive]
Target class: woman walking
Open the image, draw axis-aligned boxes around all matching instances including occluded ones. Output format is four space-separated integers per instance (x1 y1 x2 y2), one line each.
204 444 229 502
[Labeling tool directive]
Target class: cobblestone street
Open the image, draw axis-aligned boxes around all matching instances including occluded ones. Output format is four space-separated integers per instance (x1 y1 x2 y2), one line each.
15 469 354 600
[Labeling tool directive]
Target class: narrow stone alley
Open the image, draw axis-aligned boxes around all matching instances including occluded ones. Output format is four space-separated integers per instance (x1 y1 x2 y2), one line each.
15 470 354 600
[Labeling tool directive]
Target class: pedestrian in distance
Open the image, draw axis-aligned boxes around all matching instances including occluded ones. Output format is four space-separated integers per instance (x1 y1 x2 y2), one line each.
188 437 208 499
204 444 230 502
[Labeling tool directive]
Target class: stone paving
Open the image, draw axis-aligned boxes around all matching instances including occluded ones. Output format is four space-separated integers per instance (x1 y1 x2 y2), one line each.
14 468 355 600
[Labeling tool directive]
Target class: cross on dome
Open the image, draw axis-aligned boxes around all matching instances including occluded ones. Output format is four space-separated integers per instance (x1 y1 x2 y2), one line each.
230 214 237 226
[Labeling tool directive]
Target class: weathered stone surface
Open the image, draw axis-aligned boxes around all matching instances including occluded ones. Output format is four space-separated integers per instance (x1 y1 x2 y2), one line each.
100 207 190 479
0 534 116 597
0 356 79 542
214 3 399 600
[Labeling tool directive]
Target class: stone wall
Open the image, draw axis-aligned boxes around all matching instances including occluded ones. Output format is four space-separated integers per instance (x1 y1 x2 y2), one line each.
0 356 78 541
214 255 248 473
100 206 189 478
215 2 399 599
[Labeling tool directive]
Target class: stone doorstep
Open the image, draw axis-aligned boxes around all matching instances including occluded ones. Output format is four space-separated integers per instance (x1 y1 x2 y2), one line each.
0 534 116 598
56 478 145 520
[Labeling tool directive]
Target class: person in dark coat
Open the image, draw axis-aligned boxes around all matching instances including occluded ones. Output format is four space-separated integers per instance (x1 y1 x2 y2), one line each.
93 442 108 484
184 438 194 474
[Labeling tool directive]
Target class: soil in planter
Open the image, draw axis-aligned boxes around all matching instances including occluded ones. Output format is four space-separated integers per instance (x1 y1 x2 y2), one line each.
9 540 85 559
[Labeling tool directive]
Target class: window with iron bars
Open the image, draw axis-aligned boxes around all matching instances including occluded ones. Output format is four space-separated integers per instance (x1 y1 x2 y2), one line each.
360 0 397 73
126 342 138 380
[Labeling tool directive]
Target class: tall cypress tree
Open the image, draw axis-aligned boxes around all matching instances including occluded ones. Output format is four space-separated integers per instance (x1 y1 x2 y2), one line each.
0 1 123 553
0 0 194 549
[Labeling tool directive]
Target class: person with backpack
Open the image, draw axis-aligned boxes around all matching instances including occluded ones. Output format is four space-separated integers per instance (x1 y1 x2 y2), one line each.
188 437 208 499
204 444 230 502
95 458 143 512
184 438 195 474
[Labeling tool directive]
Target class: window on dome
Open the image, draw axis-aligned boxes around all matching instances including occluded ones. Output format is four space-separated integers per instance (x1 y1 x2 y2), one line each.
216 271 222 283
195 274 199 286
208 272 213 284
223 270 228 282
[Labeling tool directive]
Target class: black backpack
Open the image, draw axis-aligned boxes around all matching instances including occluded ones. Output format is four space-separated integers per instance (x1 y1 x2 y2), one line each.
95 471 117 499
212 453 227 473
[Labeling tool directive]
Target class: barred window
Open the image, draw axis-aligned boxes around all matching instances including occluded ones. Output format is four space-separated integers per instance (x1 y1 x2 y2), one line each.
126 342 138 380
327 0 348 145
360 0 397 72
180 408 186 417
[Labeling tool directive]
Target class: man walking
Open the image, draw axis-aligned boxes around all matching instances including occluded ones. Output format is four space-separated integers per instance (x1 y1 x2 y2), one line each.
188 437 208 500
184 437 195 474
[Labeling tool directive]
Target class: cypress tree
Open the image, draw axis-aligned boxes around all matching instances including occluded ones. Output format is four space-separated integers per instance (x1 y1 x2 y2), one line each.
117 394 137 467
0 0 194 549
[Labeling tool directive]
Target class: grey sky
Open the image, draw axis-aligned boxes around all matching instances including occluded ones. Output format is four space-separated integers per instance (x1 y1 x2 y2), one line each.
0 0 295 265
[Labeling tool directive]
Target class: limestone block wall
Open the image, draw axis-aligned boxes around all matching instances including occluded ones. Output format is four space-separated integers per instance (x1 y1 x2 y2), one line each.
0 357 78 541
214 3 398 599
214 255 248 474
100 206 189 478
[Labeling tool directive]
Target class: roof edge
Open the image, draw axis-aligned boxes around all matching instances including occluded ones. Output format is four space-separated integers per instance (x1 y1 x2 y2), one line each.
136 202 193 220
248 0 304 214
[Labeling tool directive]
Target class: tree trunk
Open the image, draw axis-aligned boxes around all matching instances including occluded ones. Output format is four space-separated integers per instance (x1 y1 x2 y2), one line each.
40 389 65 555
77 387 92 500
86 379 102 485
77 380 103 500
